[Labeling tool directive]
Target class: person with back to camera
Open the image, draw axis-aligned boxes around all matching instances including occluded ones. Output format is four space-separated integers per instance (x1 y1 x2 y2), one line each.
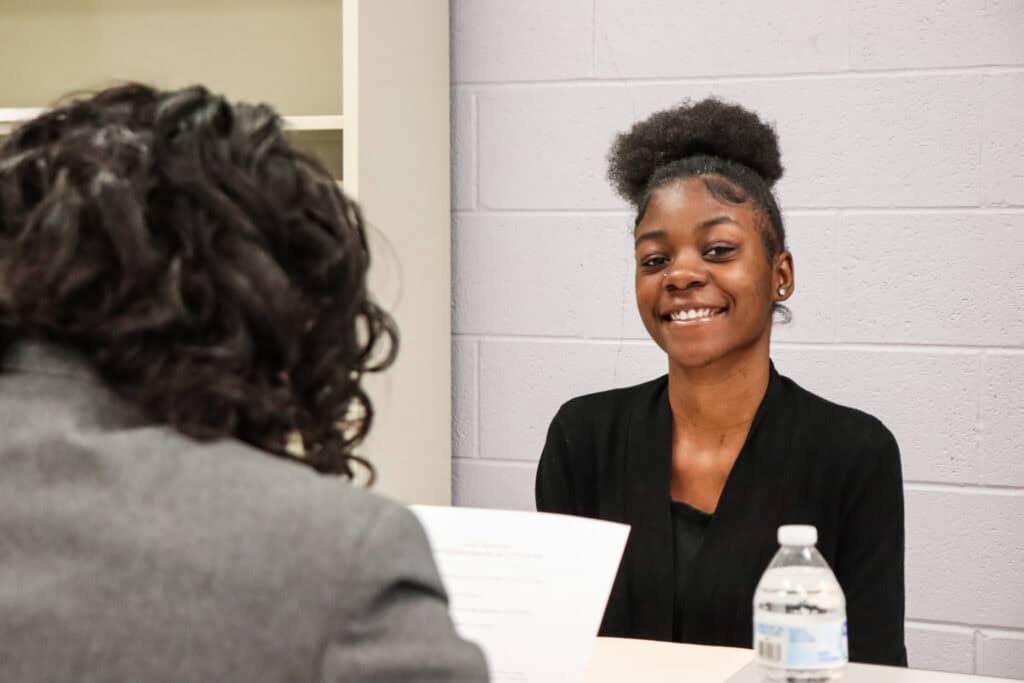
535 98 907 666
0 83 488 682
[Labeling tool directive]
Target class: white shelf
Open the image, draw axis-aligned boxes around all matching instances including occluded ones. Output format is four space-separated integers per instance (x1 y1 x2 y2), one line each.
0 108 342 137
284 115 344 132
0 108 45 136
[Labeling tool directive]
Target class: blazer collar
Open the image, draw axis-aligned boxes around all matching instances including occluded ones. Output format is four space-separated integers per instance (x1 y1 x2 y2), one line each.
1 339 149 430
1 340 101 382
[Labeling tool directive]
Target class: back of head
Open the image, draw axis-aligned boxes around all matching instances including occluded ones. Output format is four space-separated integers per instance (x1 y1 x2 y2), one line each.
0 83 396 479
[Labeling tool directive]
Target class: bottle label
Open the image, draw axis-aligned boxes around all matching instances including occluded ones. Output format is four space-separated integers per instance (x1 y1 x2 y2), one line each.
754 615 848 670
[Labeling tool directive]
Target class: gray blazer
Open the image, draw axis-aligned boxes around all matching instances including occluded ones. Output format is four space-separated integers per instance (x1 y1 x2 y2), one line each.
0 342 488 682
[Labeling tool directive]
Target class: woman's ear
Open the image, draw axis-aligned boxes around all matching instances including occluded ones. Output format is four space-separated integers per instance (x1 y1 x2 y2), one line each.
774 250 794 301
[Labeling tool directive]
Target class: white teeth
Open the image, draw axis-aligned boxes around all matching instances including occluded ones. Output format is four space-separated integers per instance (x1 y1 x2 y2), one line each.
669 308 719 322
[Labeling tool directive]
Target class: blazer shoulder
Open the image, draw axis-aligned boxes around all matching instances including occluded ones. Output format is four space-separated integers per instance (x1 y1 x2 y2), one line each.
196 444 490 681
214 440 407 548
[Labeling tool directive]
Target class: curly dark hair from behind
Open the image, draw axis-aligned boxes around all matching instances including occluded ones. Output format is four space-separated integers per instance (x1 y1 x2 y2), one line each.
0 83 397 480
607 97 787 259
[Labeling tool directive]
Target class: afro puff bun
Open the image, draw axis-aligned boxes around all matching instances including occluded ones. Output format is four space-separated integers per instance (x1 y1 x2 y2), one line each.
608 98 783 205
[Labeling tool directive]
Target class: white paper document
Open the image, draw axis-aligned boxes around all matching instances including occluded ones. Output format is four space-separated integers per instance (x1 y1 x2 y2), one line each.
410 505 630 683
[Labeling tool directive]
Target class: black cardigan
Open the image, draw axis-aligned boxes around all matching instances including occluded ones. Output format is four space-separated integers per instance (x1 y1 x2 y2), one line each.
535 365 907 666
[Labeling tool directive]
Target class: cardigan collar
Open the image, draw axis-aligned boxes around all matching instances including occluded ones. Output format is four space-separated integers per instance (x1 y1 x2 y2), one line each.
620 362 790 640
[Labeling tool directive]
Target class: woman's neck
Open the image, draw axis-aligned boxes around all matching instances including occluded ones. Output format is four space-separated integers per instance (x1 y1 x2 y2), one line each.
667 348 771 439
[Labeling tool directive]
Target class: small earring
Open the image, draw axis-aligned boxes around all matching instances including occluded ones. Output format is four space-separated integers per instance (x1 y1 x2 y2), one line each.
777 286 786 296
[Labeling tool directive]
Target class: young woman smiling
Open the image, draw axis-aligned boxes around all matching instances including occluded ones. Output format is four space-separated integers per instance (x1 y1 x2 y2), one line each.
535 99 907 666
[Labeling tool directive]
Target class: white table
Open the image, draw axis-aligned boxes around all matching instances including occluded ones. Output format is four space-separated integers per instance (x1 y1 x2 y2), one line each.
585 638 753 683
726 661 1019 682
584 637 1018 683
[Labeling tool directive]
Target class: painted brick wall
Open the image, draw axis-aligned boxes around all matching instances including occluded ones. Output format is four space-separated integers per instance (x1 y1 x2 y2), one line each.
450 1 1024 676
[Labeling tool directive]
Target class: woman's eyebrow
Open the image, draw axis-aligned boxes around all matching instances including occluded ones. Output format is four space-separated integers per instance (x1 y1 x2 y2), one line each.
697 215 738 231
634 229 666 247
635 216 738 247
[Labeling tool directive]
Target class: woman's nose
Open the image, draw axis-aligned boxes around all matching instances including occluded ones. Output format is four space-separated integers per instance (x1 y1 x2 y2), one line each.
662 256 707 291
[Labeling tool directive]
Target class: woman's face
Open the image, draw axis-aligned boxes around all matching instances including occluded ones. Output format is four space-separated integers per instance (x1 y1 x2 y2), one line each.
634 177 793 370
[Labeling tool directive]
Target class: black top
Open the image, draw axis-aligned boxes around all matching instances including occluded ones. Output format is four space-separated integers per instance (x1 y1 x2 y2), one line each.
535 364 907 666
671 501 712 642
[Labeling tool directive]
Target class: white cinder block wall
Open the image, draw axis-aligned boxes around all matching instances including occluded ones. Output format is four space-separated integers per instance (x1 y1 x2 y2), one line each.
449 1 1024 677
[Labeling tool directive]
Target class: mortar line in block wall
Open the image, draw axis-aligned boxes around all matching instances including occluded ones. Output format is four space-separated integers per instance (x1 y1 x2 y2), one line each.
452 206 1024 217
773 342 1018 354
904 481 1024 495
453 334 1024 354
833 211 843 345
839 206 1024 216
974 352 987 474
974 629 983 675
905 618 1024 634
978 73 989 213
473 338 481 459
454 64 1024 89
976 627 1024 639
905 620 983 634
471 92 480 210
590 0 597 78
842 0 853 72
453 209 633 217
453 455 538 470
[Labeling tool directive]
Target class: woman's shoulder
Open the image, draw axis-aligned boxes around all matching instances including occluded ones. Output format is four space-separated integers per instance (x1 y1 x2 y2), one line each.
554 375 668 428
778 371 900 466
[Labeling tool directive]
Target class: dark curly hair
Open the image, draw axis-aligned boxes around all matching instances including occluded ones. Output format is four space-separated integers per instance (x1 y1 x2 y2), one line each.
608 97 787 260
0 83 397 480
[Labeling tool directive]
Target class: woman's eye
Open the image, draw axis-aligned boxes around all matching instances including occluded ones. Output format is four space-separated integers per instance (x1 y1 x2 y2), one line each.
704 244 736 259
640 255 669 268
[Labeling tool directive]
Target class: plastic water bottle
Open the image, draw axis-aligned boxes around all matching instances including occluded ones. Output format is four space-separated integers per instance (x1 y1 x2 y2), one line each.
753 525 847 682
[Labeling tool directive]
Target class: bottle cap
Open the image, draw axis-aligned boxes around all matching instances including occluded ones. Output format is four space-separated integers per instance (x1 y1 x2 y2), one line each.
778 524 817 546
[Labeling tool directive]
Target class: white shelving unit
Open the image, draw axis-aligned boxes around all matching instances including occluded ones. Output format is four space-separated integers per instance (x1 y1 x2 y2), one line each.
0 108 46 137
2 110 343 135
0 1 453 505
284 115 345 132
3 112 345 181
